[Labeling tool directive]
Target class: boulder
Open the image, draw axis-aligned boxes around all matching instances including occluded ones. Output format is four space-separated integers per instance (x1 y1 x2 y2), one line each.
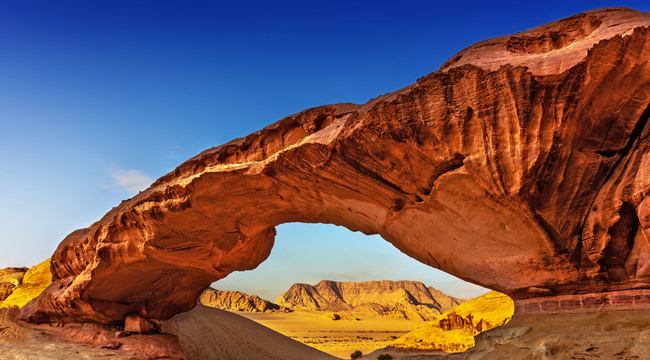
124 313 156 333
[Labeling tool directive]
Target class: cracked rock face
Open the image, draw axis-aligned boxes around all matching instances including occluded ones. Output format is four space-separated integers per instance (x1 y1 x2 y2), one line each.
20 7 650 325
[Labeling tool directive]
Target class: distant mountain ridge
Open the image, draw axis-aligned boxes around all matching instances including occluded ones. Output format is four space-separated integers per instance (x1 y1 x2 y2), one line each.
200 288 291 313
275 280 462 321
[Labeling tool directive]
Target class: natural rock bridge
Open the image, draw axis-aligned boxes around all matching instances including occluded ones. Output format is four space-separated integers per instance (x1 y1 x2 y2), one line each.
21 8 650 325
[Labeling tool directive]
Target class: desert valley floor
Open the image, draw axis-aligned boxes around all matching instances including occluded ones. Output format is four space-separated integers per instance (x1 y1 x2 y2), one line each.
238 309 429 358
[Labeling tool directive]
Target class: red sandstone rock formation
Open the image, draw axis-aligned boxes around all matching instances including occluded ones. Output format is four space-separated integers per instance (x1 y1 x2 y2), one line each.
19 8 650 325
124 313 157 333
199 288 291 313
275 280 460 320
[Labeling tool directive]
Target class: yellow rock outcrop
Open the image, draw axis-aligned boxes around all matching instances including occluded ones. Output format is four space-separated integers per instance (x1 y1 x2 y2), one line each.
1 259 52 308
391 291 514 352
0 267 28 301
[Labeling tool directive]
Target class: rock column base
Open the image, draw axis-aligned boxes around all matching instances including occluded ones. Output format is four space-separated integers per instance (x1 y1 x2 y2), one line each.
515 290 650 314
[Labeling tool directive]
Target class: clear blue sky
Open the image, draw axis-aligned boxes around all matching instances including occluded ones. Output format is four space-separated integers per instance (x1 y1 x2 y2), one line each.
1 0 648 299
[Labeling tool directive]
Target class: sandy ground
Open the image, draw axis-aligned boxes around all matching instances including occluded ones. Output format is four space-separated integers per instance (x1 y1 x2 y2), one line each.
162 304 336 360
238 309 426 358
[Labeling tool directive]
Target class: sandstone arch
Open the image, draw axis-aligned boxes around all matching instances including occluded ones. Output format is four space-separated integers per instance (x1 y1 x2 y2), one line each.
21 8 650 325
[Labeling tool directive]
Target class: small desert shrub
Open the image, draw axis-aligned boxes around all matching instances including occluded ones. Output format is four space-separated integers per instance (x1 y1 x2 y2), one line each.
377 354 393 360
350 350 363 359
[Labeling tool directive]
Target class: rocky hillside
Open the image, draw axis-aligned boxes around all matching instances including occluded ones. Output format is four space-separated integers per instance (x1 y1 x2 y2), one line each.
275 280 462 320
0 267 28 302
390 291 514 352
1 259 52 309
200 288 290 313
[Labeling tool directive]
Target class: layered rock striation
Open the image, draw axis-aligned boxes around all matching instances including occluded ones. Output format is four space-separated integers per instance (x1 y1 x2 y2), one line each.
276 280 460 320
199 288 291 313
20 8 650 325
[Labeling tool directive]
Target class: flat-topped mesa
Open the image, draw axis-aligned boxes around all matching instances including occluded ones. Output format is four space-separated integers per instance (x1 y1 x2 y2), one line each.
275 280 461 320
20 8 650 325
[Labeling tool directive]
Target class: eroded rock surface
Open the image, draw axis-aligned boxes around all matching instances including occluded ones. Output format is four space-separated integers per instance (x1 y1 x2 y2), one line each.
460 309 650 359
0 267 28 302
441 8 650 74
2 260 51 309
276 280 461 321
20 7 650 325
124 313 157 333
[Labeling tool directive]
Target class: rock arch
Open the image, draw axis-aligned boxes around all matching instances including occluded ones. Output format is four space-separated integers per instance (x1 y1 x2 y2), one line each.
21 8 650 325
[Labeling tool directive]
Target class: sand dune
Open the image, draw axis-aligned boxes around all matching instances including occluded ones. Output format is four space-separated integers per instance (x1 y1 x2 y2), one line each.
162 304 338 360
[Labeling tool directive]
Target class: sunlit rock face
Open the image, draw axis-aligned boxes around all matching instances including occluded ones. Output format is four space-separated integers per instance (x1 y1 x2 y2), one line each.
390 291 514 352
275 280 461 320
0 267 28 302
1 260 51 309
20 8 650 325
200 288 291 313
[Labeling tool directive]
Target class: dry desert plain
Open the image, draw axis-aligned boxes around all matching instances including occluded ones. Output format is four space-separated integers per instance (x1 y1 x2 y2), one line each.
237 309 436 358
